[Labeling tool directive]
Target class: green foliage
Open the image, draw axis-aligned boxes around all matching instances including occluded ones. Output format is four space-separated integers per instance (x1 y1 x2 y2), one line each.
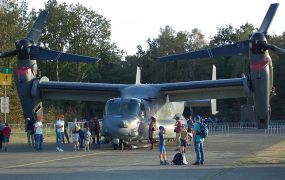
1 0 285 123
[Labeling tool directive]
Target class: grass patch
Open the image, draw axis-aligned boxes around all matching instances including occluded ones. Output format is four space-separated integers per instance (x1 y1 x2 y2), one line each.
239 140 285 165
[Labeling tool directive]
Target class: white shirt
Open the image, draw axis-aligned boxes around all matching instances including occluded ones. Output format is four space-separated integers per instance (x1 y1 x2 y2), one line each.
34 121 43 134
56 120 65 133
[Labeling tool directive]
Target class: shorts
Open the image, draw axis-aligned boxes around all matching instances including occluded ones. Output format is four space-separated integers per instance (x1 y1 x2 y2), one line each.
180 139 187 147
159 144 166 153
3 136 9 143
72 133 79 143
85 141 90 145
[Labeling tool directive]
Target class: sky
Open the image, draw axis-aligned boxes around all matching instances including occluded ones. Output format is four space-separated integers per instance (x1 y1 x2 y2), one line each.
24 0 285 55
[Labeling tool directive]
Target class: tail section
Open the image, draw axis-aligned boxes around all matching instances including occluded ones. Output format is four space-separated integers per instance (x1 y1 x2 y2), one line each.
135 66 141 84
186 65 218 115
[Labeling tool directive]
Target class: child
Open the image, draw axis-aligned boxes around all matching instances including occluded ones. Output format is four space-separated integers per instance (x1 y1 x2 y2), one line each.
180 125 188 164
158 126 169 165
2 123 11 152
84 127 92 151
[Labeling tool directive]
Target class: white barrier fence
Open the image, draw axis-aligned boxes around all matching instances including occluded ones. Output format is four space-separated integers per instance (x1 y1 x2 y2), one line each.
7 122 285 136
8 122 86 136
265 125 285 136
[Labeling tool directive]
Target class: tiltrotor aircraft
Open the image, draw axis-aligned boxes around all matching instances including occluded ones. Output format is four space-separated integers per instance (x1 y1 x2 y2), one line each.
0 3 283 150
160 3 284 130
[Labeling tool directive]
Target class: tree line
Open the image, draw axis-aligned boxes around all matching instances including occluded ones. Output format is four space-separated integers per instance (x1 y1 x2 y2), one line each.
0 0 284 123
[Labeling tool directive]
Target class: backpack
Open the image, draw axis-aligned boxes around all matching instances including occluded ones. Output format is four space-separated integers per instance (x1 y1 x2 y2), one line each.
172 152 183 165
197 122 208 138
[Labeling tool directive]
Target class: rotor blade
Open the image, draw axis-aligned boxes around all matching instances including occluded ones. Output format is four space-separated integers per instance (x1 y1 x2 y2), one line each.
26 10 48 44
265 43 285 53
258 3 279 34
0 50 18 58
29 46 100 63
160 40 249 62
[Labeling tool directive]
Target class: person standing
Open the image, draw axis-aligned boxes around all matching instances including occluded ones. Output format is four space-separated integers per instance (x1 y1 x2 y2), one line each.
0 120 4 149
187 115 194 133
71 118 80 151
84 127 92 151
187 115 194 146
149 116 158 150
158 126 169 165
2 123 11 152
192 115 205 165
34 116 43 152
55 114 65 152
180 125 189 165
174 116 182 151
94 116 101 145
89 118 95 144
63 118 70 144
26 118 35 147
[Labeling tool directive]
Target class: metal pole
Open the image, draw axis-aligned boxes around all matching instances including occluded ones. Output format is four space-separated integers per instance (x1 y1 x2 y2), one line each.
4 85 6 123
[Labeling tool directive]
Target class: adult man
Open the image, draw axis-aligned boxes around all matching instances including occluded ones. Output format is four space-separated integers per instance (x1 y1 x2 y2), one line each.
174 116 182 151
149 116 158 150
55 114 65 152
26 118 35 147
187 115 194 133
192 115 205 165
34 116 43 151
63 118 70 144
94 116 101 145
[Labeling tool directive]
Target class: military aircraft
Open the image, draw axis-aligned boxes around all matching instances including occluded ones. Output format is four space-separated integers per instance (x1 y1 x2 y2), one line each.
0 9 216 150
0 3 283 150
160 3 285 130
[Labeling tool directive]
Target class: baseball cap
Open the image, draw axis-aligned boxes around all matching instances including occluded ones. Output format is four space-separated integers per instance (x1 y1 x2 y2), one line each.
194 115 201 121
37 115 43 121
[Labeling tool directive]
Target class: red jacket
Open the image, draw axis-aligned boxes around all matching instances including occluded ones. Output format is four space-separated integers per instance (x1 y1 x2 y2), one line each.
3 126 11 136
94 120 100 131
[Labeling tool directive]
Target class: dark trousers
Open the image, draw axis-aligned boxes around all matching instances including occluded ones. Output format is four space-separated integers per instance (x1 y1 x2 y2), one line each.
63 129 70 143
0 131 3 149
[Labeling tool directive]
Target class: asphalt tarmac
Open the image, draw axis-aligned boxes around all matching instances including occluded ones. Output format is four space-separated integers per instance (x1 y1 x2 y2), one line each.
0 129 284 180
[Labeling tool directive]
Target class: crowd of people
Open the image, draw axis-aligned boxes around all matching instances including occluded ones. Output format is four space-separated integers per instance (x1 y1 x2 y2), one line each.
16 114 101 152
2 112 207 167
149 114 207 166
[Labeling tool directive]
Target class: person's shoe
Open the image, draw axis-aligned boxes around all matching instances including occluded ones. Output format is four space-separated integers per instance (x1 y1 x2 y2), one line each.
56 147 60 151
201 161 204 165
164 161 169 165
160 161 164 165
59 148 64 152
192 162 200 165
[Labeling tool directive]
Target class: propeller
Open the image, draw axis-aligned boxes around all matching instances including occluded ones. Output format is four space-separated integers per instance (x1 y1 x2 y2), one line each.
0 10 100 63
258 3 279 35
159 3 285 62
160 40 250 61
29 46 100 63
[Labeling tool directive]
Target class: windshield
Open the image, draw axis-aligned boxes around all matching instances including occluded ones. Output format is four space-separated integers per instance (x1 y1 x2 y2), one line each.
105 101 140 116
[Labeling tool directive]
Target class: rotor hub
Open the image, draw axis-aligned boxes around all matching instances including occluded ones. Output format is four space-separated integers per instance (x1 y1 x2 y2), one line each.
250 33 268 54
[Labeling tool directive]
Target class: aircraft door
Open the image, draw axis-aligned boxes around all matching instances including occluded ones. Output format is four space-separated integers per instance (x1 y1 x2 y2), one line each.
138 102 148 138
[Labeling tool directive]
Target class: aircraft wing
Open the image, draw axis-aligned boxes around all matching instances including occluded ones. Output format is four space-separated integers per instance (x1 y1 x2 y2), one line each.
36 77 129 102
157 77 249 102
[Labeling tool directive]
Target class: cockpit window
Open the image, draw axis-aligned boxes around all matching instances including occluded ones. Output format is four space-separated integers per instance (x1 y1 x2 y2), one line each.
105 101 140 116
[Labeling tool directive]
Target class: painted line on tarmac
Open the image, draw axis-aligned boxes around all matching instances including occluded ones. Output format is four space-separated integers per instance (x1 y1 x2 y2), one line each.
1 151 108 169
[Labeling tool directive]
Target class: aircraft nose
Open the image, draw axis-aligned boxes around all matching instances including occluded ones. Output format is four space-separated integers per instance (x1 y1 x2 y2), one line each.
102 115 140 139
